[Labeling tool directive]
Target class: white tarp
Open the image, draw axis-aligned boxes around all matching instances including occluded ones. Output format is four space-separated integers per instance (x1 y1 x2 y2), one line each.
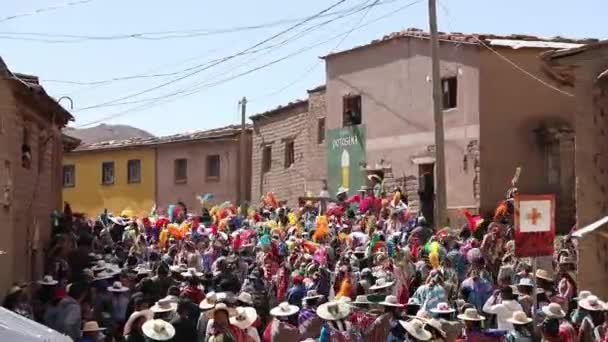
0 307 72 342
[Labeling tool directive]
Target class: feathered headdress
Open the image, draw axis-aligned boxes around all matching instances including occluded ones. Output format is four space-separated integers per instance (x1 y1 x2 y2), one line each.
463 210 483 232
335 277 352 299
197 193 214 209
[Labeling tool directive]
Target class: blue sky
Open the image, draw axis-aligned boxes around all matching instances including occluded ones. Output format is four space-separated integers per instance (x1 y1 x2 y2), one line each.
2 0 606 135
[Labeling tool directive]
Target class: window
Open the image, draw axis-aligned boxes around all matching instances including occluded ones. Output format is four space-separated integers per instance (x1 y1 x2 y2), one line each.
284 141 295 168
63 165 75 187
174 158 188 183
101 161 115 185
206 154 221 180
127 159 141 184
262 146 272 173
343 95 362 127
442 77 457 110
22 126 32 169
317 118 326 144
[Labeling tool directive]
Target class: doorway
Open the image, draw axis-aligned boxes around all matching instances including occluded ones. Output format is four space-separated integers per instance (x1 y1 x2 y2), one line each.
418 163 435 225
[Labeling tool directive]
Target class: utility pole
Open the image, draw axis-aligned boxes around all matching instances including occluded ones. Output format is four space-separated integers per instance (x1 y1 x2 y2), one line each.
239 97 248 206
428 0 448 227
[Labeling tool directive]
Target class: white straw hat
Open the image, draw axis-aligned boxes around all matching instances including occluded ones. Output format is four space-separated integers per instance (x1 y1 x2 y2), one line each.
507 311 532 325
317 301 351 321
430 302 455 314
399 319 432 341
107 281 129 293
352 295 373 305
379 295 404 308
82 321 106 332
142 319 175 341
236 292 254 305
369 278 394 291
181 267 203 278
302 290 324 302
542 303 566 319
199 292 218 310
229 307 258 329
150 298 178 313
37 275 58 286
457 308 485 321
270 302 300 317
579 295 606 311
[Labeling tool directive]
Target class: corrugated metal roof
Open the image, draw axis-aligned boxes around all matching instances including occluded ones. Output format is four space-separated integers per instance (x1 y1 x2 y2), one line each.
72 124 250 152
322 27 598 59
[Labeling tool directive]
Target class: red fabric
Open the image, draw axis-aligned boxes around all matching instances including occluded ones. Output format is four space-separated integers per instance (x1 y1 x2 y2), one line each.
398 283 409 304
263 322 272 342
181 286 204 304
463 209 482 232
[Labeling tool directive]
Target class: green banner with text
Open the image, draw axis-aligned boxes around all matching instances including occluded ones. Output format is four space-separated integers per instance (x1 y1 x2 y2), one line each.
327 125 366 198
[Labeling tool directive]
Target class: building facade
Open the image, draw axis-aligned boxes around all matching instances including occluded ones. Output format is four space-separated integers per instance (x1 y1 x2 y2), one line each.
322 29 589 229
63 125 251 217
62 144 157 218
155 125 252 213
250 86 327 206
0 58 73 295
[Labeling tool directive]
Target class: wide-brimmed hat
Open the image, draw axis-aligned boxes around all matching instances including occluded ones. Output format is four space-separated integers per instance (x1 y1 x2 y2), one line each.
151 298 178 313
457 308 485 321
352 295 374 306
507 311 532 325
181 268 203 278
142 319 175 341
574 290 592 301
516 278 534 288
82 321 106 333
124 310 153 336
535 269 553 282
579 295 606 311
367 174 381 182
336 187 349 196
425 318 446 338
399 319 432 341
37 275 58 286
108 281 129 293
303 290 324 302
236 292 254 305
317 301 351 321
270 302 299 317
94 271 114 281
169 264 187 273
369 278 394 291
229 307 257 329
430 302 455 314
541 303 565 319
92 261 107 272
380 295 404 308
199 292 218 310
207 302 237 319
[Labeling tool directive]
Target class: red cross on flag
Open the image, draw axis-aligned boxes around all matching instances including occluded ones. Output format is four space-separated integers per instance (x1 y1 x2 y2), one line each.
514 194 555 257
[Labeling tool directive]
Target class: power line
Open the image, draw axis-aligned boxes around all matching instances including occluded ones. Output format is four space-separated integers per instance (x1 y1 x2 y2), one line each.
72 0 356 112
75 0 423 128
0 0 401 43
0 0 96 24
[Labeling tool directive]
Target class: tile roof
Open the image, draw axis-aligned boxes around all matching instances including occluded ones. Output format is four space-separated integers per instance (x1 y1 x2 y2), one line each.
322 27 598 58
249 98 308 121
72 124 250 152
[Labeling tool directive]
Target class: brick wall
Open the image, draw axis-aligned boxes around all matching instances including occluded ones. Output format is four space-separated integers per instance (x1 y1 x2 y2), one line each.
251 89 327 206
0 80 64 296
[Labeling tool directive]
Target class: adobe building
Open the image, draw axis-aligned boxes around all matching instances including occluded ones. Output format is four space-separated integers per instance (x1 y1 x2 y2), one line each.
0 57 74 295
322 28 594 229
250 86 327 206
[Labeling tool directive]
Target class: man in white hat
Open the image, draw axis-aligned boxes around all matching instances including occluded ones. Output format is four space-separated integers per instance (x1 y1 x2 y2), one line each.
430 302 462 342
81 321 106 342
264 302 301 342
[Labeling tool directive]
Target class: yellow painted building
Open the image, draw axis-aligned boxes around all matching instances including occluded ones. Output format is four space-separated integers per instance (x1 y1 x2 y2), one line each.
62 144 156 218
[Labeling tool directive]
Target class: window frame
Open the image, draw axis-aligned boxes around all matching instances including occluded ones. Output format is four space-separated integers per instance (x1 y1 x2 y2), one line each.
206 154 221 181
174 158 188 184
284 140 295 168
441 76 458 110
342 94 362 127
101 161 115 185
127 159 141 184
62 164 75 188
262 145 272 173
317 117 326 144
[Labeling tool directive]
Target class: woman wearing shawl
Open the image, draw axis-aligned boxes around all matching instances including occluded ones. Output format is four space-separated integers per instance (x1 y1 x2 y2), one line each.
206 303 242 342
263 302 301 342
298 290 324 340
317 300 362 342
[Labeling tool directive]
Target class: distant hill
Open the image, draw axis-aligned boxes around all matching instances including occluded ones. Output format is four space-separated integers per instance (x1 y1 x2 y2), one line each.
64 124 155 145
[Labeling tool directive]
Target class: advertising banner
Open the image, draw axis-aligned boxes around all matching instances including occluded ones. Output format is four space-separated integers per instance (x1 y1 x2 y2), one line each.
326 125 366 198
514 194 556 257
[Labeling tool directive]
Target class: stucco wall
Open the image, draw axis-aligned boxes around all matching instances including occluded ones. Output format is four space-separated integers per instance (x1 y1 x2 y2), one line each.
478 48 575 215
156 136 249 213
63 147 156 217
325 38 480 212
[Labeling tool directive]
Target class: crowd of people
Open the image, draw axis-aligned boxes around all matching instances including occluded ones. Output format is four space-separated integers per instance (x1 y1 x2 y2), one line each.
2 178 607 342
